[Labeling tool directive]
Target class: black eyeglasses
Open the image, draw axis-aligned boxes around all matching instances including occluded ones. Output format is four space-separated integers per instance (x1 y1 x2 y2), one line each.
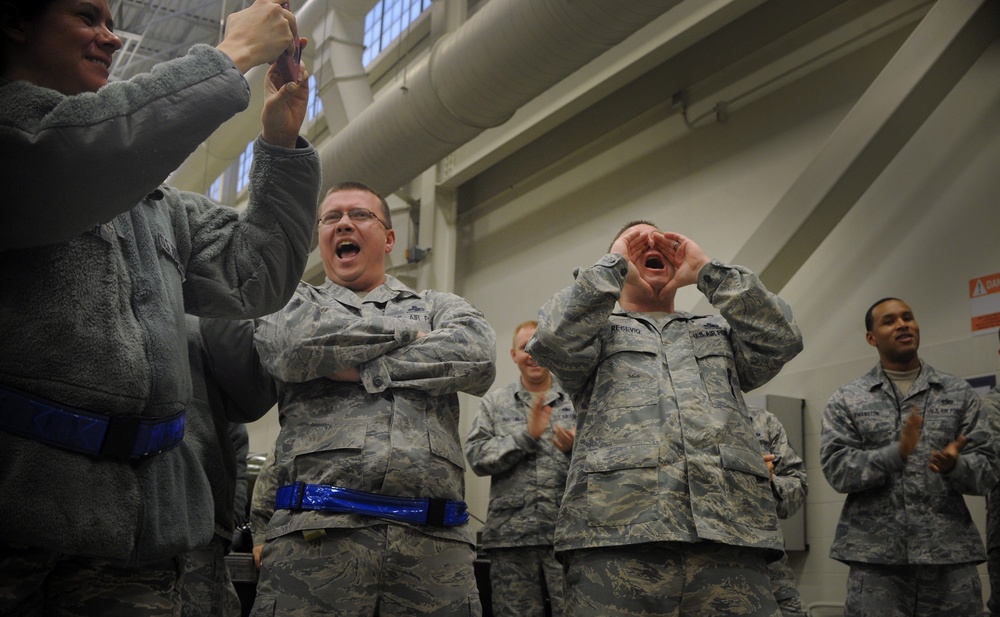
318 208 389 228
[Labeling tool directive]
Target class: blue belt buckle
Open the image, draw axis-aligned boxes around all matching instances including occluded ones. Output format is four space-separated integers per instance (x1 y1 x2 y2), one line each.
101 415 141 459
426 497 468 527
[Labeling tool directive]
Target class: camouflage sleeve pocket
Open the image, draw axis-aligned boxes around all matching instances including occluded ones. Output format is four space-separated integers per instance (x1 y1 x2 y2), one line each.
585 443 659 527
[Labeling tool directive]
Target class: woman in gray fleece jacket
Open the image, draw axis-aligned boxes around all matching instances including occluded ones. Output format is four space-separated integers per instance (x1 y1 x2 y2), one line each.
0 0 321 614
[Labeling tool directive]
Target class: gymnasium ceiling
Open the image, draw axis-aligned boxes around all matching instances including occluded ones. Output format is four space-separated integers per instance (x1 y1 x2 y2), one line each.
108 0 235 82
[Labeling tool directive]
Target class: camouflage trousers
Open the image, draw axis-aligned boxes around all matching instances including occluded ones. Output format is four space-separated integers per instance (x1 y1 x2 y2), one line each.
562 541 781 617
180 535 241 617
844 561 983 617
486 545 565 617
251 524 482 616
767 552 805 617
0 541 183 617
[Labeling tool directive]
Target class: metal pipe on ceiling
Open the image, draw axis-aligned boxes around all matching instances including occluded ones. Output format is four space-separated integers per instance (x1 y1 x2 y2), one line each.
317 0 684 196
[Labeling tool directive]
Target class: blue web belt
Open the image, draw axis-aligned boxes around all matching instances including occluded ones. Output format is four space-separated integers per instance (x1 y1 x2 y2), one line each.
275 482 469 528
0 384 185 460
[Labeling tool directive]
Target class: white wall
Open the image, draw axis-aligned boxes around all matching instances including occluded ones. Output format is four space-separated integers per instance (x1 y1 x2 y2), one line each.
455 34 1000 609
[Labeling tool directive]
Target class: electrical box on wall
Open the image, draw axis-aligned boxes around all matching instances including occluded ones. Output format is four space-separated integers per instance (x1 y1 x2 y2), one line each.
744 394 807 552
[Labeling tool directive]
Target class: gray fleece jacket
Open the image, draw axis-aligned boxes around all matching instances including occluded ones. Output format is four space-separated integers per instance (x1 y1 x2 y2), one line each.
0 45 321 566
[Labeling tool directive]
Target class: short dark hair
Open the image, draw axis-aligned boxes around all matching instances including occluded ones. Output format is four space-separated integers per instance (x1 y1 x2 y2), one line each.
1 0 56 23
608 220 657 252
865 297 903 331
323 181 392 229
1 0 60 71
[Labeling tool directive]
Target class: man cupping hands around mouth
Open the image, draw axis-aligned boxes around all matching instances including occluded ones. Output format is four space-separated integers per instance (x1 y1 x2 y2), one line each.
525 217 803 615
609 222 711 313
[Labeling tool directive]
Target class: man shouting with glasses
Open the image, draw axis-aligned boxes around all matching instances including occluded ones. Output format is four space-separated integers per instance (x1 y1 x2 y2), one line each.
251 181 497 616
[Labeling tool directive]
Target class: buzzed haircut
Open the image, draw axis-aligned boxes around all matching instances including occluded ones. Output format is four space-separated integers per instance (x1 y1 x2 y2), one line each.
512 320 538 348
323 181 392 229
865 297 903 332
608 220 658 252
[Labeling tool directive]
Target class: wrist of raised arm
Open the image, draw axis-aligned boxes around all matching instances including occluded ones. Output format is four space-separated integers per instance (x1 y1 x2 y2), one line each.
215 42 252 74
260 130 302 151
695 259 732 296
595 253 630 284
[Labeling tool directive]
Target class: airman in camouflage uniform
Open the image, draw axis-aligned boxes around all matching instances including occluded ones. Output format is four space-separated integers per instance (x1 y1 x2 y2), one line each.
750 406 807 617
465 321 577 617
983 330 1000 617
250 449 276 570
250 182 496 617
821 298 997 617
526 221 803 616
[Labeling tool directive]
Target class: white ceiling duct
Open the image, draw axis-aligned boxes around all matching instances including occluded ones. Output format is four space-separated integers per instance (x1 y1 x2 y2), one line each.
318 0 684 196
169 0 371 191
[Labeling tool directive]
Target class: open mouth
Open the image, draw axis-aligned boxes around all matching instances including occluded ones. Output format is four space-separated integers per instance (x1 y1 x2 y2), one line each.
336 241 360 258
644 254 665 270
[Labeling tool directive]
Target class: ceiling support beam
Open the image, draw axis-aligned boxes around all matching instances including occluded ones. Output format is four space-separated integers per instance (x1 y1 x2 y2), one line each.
737 0 999 293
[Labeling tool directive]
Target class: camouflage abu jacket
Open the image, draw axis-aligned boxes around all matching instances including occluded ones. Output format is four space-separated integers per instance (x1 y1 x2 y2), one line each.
465 380 576 549
982 386 1000 551
254 276 497 546
526 254 803 553
750 406 807 608
750 406 807 520
821 362 997 565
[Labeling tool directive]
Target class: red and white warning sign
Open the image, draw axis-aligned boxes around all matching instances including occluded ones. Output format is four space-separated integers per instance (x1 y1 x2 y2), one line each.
970 272 1000 335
